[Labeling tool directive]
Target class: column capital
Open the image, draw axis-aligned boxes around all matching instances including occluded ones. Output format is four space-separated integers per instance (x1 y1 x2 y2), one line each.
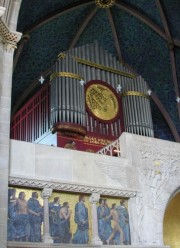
41 188 53 199
89 193 100 204
0 17 22 52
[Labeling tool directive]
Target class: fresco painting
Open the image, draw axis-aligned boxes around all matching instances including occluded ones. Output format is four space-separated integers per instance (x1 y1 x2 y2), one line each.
7 187 131 245
97 198 130 245
48 192 91 244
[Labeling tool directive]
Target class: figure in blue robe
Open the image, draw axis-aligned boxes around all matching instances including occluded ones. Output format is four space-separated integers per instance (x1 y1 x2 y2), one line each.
15 192 30 241
49 197 61 241
7 188 17 241
103 199 113 241
72 195 89 244
116 200 131 245
27 192 43 242
97 199 112 243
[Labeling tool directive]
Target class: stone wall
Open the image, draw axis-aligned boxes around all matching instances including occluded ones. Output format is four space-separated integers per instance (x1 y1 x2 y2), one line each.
9 132 180 247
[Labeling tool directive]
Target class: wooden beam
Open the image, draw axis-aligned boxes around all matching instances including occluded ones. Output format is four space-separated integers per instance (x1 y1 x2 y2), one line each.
13 34 30 71
155 0 180 120
169 49 180 119
115 1 167 40
13 1 94 72
106 8 122 62
69 7 98 49
155 0 172 41
174 39 180 47
25 0 94 34
150 91 180 142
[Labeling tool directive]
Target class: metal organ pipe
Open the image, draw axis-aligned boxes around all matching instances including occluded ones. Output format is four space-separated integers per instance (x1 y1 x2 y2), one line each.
122 75 154 137
50 51 86 137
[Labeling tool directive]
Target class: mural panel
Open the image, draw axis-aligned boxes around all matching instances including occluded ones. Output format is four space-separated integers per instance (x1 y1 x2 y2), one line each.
48 192 91 244
8 188 43 242
7 187 131 245
97 198 131 245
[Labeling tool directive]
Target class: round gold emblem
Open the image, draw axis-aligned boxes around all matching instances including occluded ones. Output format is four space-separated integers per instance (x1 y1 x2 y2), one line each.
86 83 119 121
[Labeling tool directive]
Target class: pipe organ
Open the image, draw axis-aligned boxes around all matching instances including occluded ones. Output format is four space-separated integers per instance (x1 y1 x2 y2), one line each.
11 42 154 152
50 42 154 151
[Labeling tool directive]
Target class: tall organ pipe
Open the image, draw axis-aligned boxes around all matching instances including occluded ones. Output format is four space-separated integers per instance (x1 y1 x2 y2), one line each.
50 52 86 136
122 76 154 137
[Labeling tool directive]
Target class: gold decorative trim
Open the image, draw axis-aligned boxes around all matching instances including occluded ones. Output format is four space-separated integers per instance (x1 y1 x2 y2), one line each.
73 57 135 79
57 52 66 59
95 0 116 8
50 72 82 81
122 91 149 99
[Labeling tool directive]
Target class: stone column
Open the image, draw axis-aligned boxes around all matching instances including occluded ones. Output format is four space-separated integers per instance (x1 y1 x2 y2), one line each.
0 14 21 248
0 0 22 30
89 193 102 245
41 188 53 243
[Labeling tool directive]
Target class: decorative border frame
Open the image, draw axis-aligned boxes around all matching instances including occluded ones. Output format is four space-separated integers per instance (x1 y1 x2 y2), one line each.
9 176 137 198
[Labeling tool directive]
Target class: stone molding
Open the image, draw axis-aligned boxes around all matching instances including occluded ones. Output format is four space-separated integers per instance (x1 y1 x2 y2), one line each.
7 241 170 248
0 17 21 51
9 176 137 198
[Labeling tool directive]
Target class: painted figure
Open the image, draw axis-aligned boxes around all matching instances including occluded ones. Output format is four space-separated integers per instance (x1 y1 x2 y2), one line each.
16 192 30 241
7 188 17 241
72 195 89 244
58 202 72 243
106 203 124 245
116 200 131 245
103 199 113 242
49 197 61 240
27 192 43 242
97 198 112 244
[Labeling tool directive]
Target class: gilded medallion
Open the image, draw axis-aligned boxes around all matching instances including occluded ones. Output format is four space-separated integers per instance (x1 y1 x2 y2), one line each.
95 0 116 8
86 83 119 121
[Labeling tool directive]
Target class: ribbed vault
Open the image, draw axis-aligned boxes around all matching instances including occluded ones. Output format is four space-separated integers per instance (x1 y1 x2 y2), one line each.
12 0 180 141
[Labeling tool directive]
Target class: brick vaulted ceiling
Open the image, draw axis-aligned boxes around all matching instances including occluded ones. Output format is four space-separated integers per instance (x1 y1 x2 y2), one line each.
12 0 180 142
